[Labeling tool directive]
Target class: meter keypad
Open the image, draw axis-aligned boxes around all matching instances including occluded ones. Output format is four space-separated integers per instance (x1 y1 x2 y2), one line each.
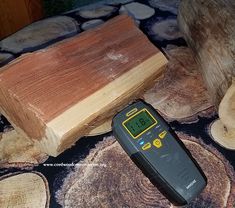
159 130 167 139
142 142 151 150
138 126 168 151
153 138 162 148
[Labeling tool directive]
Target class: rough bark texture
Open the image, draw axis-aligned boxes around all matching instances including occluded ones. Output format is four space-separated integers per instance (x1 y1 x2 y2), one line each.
178 0 235 107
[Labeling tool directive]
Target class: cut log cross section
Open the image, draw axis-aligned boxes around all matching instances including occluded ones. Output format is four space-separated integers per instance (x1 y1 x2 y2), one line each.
0 172 50 208
211 81 235 149
0 15 168 156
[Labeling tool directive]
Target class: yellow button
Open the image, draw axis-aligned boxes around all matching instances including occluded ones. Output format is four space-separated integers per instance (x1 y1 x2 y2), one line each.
153 139 162 148
159 130 167 139
142 142 151 150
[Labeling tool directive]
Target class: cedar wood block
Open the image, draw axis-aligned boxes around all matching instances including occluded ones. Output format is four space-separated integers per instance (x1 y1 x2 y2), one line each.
0 15 168 156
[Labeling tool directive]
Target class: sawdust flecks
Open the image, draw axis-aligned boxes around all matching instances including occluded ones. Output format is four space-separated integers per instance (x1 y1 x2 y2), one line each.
105 50 129 64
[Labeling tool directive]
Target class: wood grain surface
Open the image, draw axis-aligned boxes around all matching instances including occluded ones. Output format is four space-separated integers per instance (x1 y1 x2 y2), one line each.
0 129 48 168
144 46 214 122
56 135 235 207
0 15 167 156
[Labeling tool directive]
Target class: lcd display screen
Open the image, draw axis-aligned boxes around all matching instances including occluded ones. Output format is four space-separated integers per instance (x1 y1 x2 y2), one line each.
124 110 156 137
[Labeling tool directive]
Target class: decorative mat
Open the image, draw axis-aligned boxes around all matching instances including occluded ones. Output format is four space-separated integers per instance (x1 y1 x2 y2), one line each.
0 0 235 207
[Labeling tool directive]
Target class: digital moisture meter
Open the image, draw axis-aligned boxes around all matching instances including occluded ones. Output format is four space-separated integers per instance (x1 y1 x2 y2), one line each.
112 100 207 205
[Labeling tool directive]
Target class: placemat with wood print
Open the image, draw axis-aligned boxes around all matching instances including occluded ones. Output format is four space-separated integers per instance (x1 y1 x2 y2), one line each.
0 0 235 207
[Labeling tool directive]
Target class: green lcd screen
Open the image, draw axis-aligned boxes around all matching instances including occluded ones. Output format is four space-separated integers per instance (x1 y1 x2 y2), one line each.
124 110 156 137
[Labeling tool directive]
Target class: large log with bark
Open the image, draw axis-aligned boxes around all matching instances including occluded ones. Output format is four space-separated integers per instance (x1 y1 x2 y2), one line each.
0 15 167 157
178 0 235 149
178 0 235 107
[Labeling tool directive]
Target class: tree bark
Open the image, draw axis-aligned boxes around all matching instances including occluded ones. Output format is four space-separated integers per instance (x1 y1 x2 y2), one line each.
178 0 235 107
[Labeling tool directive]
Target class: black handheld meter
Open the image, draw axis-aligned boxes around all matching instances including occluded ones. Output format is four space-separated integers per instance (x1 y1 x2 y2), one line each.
112 100 207 205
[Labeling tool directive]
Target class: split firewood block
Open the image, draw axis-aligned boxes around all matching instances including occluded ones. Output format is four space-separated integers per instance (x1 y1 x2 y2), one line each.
0 15 168 156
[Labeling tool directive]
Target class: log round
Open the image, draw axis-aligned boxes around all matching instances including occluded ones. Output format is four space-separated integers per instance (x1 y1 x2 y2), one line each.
0 129 48 168
210 81 235 149
56 135 235 207
144 46 213 122
178 0 235 107
0 172 50 208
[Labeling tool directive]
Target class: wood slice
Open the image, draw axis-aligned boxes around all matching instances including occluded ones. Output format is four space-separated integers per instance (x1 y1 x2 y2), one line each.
0 129 48 168
0 15 168 156
178 0 235 107
176 133 235 208
148 0 179 15
0 172 50 208
120 2 155 20
77 5 117 19
144 46 213 122
56 134 235 207
0 16 79 54
210 119 235 150
210 81 235 149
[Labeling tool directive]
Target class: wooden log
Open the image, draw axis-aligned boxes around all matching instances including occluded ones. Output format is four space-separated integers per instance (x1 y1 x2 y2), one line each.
178 0 235 107
0 15 167 157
